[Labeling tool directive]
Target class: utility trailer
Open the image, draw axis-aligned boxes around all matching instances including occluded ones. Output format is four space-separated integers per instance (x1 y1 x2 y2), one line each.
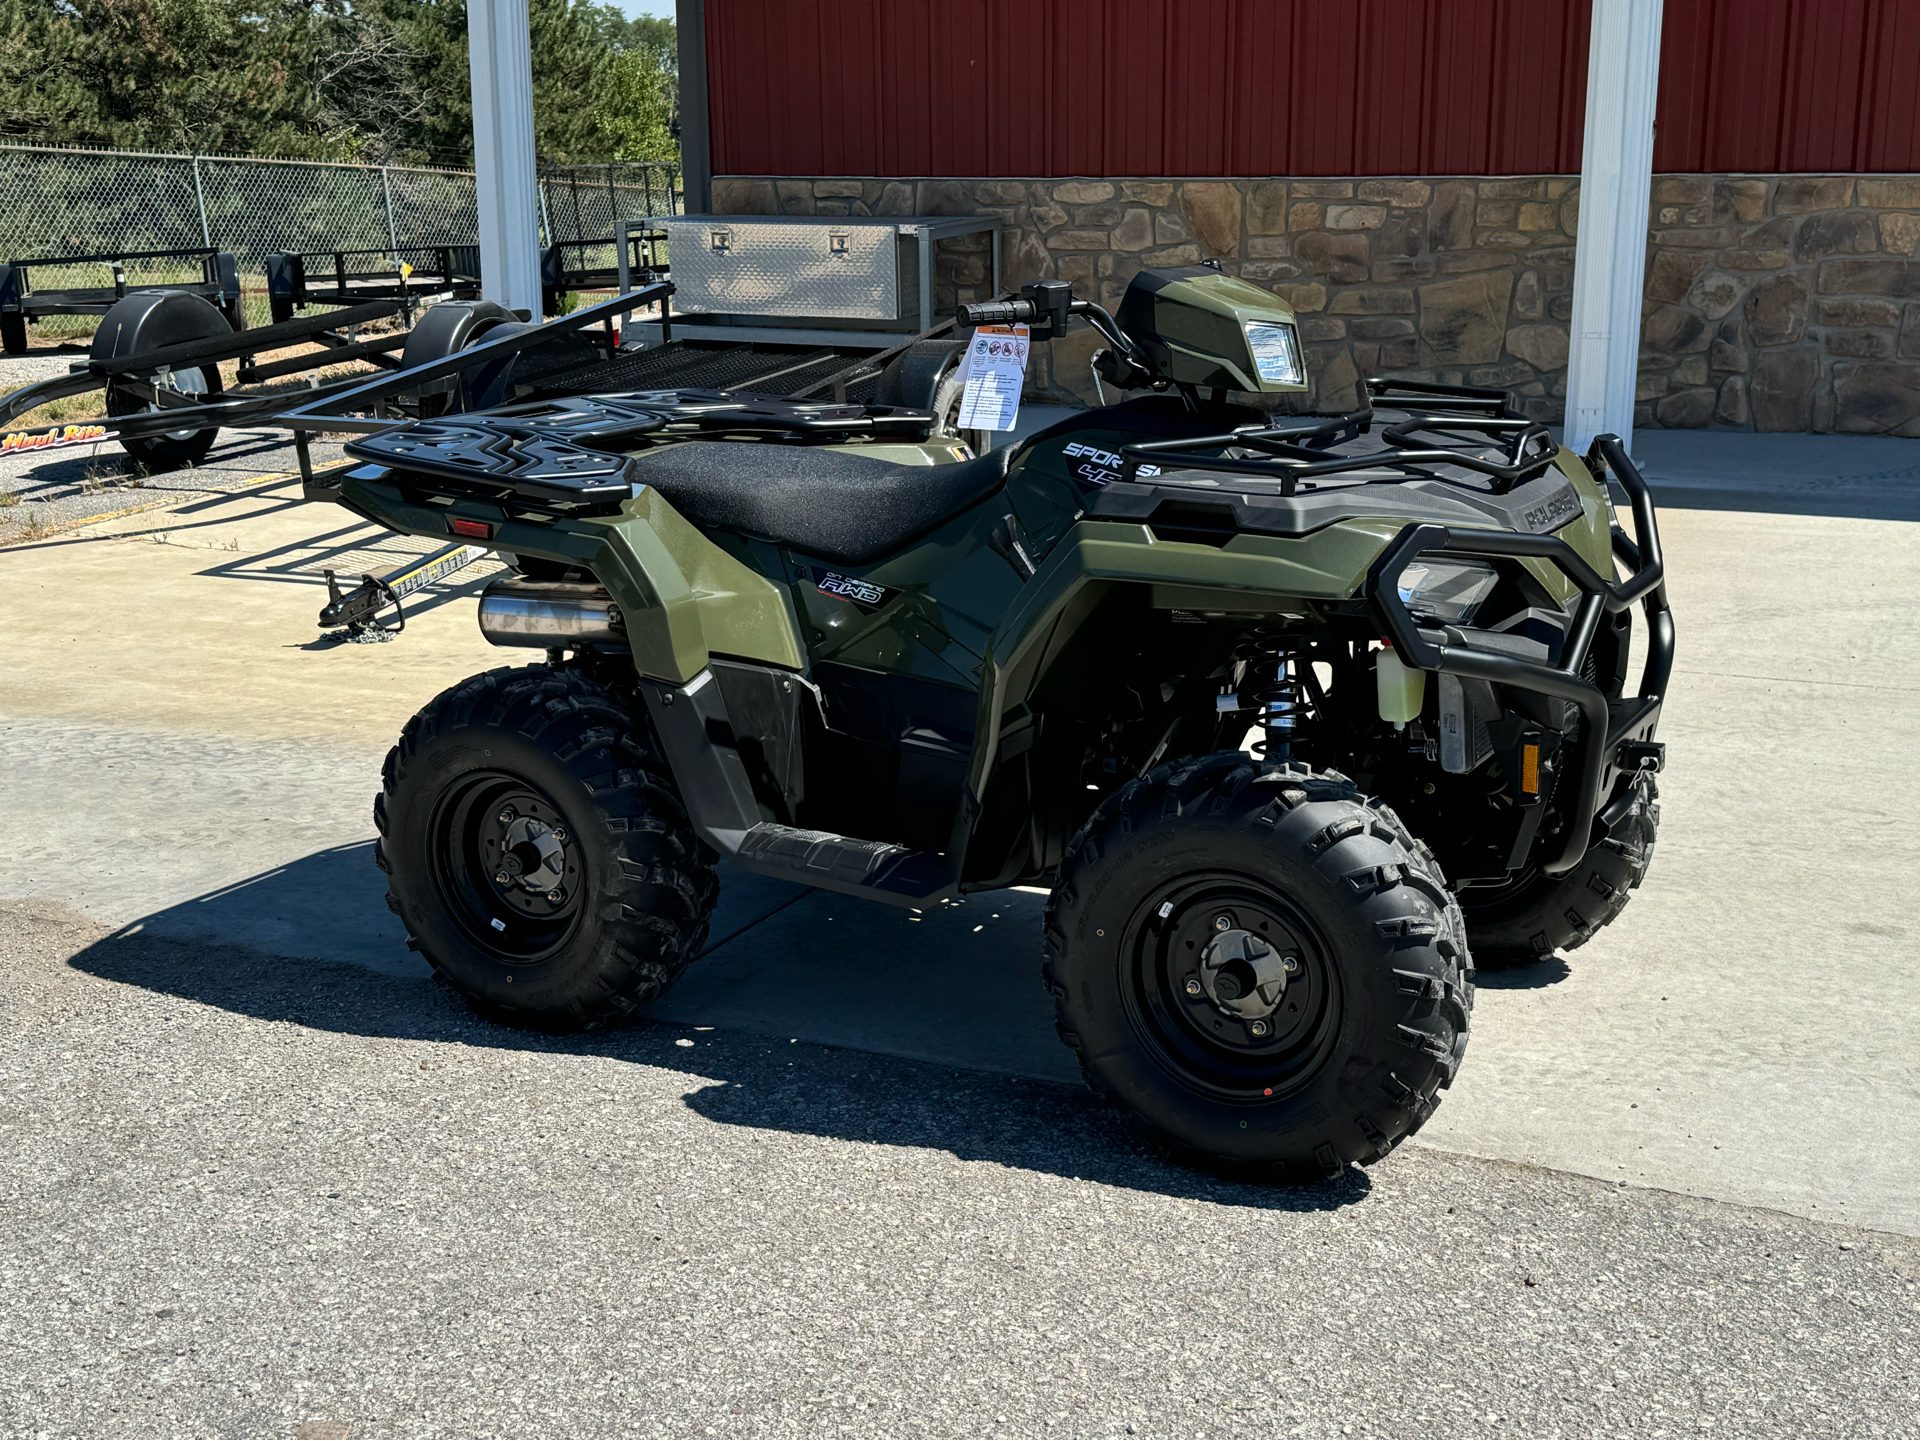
265 246 483 325
0 292 431 469
0 246 242 355
541 230 669 319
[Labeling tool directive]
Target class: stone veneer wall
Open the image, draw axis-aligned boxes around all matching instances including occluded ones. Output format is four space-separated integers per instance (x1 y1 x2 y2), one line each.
710 174 1919 435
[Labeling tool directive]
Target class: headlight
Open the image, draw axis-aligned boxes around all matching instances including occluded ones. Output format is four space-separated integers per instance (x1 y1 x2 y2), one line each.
1398 560 1499 625
1244 322 1304 386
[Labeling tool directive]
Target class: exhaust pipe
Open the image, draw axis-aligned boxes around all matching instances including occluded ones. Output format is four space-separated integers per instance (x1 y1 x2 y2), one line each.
478 578 625 648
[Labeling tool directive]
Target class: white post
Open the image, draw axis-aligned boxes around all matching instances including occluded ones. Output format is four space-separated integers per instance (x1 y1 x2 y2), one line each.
1565 0 1664 456
468 0 543 315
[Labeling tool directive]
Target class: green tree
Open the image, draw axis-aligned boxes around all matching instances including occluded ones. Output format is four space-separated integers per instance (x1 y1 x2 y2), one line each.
0 0 677 168
581 39 675 161
0 0 331 155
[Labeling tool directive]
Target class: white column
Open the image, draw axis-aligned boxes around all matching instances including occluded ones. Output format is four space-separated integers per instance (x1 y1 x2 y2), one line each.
1565 0 1664 455
468 0 543 315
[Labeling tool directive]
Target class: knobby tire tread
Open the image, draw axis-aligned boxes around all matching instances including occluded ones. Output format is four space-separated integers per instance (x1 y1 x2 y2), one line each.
376 664 716 1031
1043 751 1473 1176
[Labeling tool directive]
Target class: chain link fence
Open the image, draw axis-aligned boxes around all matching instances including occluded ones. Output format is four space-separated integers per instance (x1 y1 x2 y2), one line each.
0 143 680 336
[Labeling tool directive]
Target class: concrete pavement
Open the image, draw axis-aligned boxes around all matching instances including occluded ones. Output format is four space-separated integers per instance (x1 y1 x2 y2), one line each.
0 427 1915 1434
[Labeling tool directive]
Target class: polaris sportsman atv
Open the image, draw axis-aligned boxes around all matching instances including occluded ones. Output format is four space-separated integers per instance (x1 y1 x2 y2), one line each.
302 267 1671 1175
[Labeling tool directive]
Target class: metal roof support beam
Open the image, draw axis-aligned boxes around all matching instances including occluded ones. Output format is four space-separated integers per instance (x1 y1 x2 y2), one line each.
468 0 543 315
1565 0 1664 455
677 0 712 214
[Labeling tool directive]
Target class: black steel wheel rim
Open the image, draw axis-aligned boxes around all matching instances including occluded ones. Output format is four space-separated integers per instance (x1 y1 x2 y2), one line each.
1119 871 1344 1101
428 769 584 962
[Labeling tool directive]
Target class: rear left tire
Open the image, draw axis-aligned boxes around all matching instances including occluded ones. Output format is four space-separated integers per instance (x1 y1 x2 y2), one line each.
376 664 717 1031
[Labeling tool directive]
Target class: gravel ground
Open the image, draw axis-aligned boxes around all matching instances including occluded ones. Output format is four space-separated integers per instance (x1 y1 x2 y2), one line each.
1 903 1914 1440
0 351 86 388
0 429 351 541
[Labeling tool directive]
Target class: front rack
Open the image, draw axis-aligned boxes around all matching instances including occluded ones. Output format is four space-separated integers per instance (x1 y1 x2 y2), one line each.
1117 379 1559 495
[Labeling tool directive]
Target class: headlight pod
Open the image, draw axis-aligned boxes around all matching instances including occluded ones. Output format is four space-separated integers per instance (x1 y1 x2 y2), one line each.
1397 559 1500 625
1244 321 1304 386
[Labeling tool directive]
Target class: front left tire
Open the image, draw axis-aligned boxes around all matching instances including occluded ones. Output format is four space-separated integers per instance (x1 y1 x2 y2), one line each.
1044 751 1473 1176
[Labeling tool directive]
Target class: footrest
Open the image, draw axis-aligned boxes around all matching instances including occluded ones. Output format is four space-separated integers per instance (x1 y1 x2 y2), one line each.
736 823 953 903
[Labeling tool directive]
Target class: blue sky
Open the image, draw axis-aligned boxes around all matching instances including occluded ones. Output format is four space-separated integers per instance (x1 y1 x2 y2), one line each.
611 1 675 17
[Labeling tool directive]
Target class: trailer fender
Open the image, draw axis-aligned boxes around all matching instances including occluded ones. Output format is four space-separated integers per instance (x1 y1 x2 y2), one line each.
91 289 235 368
399 300 518 402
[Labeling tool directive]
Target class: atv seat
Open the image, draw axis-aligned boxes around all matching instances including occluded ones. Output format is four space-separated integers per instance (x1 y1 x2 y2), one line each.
626 442 1013 565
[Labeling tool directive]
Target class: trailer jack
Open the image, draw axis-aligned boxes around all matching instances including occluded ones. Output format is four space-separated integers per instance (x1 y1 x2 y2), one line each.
319 541 489 637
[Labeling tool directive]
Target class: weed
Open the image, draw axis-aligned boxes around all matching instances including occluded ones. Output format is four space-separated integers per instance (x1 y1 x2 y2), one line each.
1 388 99 430
7 506 54 540
0 490 18 508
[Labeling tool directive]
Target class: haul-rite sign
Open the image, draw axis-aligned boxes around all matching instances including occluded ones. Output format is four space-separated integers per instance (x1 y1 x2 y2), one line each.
2 423 108 453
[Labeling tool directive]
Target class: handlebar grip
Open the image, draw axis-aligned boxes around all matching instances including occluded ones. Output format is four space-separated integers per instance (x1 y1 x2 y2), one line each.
958 299 1034 326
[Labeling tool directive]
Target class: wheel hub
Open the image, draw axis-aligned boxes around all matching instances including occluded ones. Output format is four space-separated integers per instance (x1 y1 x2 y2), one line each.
1196 924 1293 1022
1121 878 1341 1100
494 815 566 893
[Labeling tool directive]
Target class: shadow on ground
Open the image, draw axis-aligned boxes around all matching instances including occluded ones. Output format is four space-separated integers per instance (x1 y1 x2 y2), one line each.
59 906 1373 1215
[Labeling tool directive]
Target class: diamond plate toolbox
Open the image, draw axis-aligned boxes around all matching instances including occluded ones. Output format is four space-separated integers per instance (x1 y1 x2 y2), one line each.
655 217 912 320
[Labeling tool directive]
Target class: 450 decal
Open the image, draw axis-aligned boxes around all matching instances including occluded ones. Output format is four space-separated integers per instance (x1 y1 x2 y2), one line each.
1062 440 1158 488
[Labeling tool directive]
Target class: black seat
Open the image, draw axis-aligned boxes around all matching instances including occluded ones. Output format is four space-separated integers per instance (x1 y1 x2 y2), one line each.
627 442 1012 565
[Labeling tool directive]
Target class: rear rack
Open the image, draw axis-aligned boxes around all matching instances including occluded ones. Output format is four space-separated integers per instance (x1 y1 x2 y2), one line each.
1118 379 1558 495
342 390 941 514
279 282 963 497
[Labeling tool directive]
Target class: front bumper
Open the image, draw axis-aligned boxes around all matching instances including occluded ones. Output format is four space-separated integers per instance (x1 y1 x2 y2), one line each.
1367 434 1672 876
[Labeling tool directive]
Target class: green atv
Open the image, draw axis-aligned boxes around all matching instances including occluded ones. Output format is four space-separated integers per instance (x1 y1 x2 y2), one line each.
302 267 1671 1175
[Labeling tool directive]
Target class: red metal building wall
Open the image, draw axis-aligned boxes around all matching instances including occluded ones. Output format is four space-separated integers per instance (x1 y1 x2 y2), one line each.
1655 0 1918 174
706 0 1917 177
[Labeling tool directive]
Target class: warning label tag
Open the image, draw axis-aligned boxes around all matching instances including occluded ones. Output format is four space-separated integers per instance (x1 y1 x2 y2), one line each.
956 324 1030 432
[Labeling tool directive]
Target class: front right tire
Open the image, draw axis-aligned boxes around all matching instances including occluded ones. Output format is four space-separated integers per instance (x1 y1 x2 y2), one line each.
1459 773 1660 968
1044 752 1473 1176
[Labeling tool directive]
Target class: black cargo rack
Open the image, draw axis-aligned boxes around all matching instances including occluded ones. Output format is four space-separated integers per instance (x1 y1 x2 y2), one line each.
1118 379 1559 495
279 281 964 493
0 246 241 354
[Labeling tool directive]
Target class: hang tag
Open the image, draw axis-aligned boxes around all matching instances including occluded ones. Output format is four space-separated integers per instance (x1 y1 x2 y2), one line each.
956 324 1029 432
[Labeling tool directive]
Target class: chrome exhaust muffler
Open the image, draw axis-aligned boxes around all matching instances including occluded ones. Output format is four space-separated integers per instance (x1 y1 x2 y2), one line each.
478 579 626 648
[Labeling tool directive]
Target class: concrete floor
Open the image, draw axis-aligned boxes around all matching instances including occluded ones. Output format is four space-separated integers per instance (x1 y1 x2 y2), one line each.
2 430 1914 1237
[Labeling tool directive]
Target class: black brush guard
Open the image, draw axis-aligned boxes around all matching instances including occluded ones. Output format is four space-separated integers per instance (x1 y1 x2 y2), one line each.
1367 433 1672 876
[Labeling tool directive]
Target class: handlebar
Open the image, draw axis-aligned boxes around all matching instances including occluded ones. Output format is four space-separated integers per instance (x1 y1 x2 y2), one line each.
957 280 1146 367
957 298 1036 327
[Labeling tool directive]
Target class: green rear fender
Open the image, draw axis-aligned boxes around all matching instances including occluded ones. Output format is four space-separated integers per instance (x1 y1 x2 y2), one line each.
585 489 804 682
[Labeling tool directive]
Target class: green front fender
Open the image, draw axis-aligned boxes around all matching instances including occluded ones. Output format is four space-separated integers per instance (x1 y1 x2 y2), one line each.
966 482 1605 796
967 517 1408 794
